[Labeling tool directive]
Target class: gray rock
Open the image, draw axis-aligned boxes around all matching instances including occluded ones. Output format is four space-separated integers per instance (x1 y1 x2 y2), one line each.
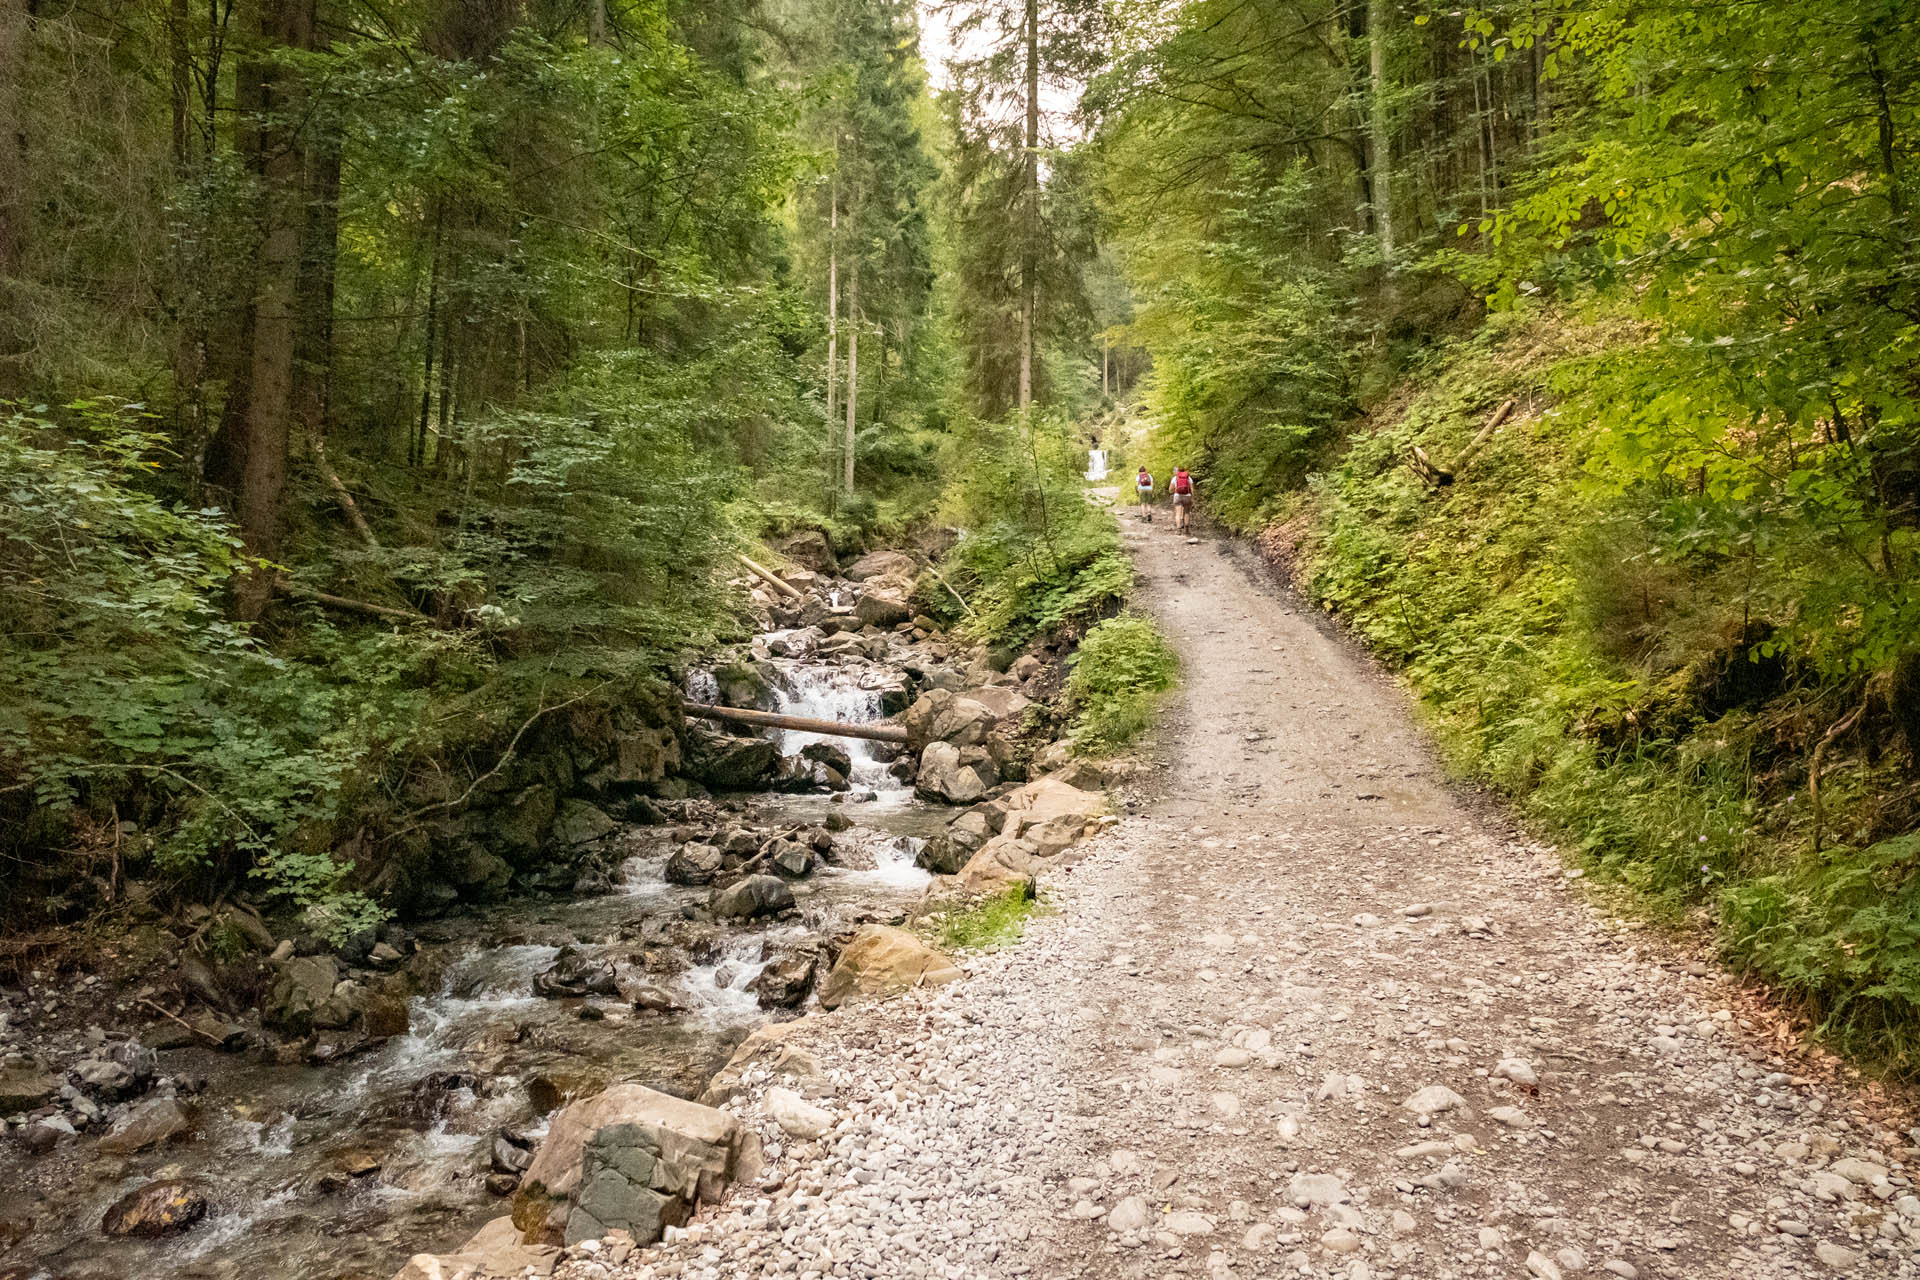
553 799 617 846
99 1097 195 1155
1109 1196 1153 1233
710 875 795 920
264 954 339 1034
665 843 725 886
0 1066 59 1112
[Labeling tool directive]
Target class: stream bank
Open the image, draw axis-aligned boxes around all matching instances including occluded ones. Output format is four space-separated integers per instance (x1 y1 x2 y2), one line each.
0 541 1096 1280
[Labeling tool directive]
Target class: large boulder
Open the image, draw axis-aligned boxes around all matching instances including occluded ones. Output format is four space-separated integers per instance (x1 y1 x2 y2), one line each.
915 742 991 805
816 926 962 1010
853 588 911 629
664 843 725 886
491 783 556 856
967 686 1033 723
844 550 916 582
552 799 617 847
264 955 339 1034
748 947 820 1008
607 726 680 786
512 1083 752 1246
710 875 794 920
685 729 779 791
957 837 1044 893
902 690 998 751
777 530 837 575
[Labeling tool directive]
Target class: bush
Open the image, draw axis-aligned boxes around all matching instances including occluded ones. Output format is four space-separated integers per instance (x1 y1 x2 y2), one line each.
933 883 1041 951
1066 614 1178 753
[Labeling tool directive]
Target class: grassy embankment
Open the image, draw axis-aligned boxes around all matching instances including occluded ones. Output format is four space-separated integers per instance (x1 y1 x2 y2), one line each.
1221 307 1920 1073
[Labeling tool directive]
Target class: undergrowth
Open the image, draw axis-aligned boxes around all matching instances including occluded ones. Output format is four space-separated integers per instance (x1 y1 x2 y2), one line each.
933 883 1043 951
1066 614 1179 754
1284 306 1920 1075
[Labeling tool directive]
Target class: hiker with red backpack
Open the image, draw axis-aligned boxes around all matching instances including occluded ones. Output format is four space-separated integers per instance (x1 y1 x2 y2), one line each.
1135 466 1155 520
1168 466 1196 533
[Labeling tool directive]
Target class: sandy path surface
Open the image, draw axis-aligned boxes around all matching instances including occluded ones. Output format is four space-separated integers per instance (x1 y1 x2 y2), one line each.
581 521 1918 1280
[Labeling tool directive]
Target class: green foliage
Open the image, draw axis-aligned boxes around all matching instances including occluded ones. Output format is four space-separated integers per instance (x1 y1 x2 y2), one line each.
1065 614 1178 754
933 882 1041 951
943 410 1131 644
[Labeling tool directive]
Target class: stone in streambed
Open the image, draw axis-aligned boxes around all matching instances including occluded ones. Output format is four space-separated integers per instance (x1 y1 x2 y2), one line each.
534 946 619 998
710 875 794 920
98 1097 195 1155
100 1180 208 1238
665 843 725 886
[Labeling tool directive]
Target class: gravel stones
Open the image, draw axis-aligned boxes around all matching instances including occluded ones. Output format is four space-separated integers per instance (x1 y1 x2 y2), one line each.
1400 1084 1469 1116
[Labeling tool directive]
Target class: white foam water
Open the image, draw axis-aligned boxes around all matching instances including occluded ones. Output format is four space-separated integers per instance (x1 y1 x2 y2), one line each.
769 662 907 797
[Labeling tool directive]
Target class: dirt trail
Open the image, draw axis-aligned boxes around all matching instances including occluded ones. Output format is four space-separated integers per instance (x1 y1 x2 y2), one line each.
587 522 1919 1280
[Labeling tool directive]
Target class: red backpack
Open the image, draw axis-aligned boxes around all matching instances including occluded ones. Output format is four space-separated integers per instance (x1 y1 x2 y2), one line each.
1173 470 1192 494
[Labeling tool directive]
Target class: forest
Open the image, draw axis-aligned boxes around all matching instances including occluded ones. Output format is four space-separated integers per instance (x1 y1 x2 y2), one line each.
5 0 1920 1078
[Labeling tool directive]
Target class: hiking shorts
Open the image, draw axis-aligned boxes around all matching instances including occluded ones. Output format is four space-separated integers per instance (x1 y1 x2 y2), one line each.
1173 493 1193 508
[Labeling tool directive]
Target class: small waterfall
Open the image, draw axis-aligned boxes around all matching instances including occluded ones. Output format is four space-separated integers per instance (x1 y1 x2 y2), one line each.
1086 448 1109 480
768 663 905 793
683 669 719 704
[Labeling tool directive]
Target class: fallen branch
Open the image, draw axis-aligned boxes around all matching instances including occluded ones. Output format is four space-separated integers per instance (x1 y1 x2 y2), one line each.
738 553 803 601
312 436 381 549
686 702 910 744
1447 398 1517 479
915 557 976 618
287 586 430 624
139 997 228 1045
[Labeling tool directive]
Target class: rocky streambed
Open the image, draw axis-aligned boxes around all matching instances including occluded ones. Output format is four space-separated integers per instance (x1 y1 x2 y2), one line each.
0 544 1093 1280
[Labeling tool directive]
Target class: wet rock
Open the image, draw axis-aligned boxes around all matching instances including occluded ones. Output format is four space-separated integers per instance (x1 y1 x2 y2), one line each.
763 838 814 878
0 1066 59 1112
620 979 686 1014
685 729 779 791
552 799 617 846
534 946 620 998
264 954 340 1035
74 1042 156 1102
390 1217 559 1280
513 1083 750 1247
492 783 557 856
98 1097 195 1154
710 875 794 920
817 925 961 1009
915 835 967 875
363 993 411 1039
665 843 725 886
313 979 368 1031
100 1180 208 1238
748 949 820 1008
494 1134 535 1175
800 742 853 778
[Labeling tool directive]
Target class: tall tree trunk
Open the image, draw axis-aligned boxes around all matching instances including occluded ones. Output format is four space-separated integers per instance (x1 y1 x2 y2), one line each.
843 254 859 494
0 0 29 387
1018 0 1038 410
232 0 315 620
415 205 443 469
294 110 342 446
1369 0 1394 267
825 172 839 492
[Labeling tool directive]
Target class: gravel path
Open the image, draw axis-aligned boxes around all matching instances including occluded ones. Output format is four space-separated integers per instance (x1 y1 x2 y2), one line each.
571 522 1919 1280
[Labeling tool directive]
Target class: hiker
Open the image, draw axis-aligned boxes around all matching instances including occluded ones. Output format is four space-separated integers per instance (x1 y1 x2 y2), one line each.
1135 466 1155 520
1169 466 1195 533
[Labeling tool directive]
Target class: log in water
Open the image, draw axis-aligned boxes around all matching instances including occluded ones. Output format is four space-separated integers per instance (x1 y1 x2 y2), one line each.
686 702 912 744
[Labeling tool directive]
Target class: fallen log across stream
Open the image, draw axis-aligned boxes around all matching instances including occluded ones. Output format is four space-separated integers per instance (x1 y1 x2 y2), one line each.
684 703 912 744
